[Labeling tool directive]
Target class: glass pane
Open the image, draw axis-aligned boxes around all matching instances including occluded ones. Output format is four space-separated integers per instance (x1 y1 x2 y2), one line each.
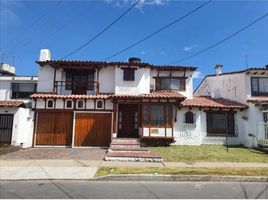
251 78 258 92
151 105 164 126
17 84 35 92
259 78 268 93
212 113 226 129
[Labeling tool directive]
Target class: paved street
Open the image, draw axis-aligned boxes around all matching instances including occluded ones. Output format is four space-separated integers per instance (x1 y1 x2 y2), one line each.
0 181 267 199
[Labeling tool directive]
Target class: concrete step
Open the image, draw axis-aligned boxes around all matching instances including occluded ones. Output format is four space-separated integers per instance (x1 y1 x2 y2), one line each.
104 152 163 162
108 147 150 153
110 139 140 148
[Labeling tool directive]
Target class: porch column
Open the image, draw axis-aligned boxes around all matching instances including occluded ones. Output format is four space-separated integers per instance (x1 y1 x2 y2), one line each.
113 100 118 138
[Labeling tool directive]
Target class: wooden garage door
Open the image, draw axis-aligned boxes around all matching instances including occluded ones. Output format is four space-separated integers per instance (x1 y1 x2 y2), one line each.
0 114 13 144
74 113 112 147
35 111 73 146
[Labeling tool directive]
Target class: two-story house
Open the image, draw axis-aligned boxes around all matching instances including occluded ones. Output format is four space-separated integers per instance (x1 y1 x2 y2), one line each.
31 49 248 151
0 63 37 148
195 65 268 147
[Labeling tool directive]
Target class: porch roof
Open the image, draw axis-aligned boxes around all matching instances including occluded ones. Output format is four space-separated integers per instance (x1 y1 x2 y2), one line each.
30 93 112 100
181 96 248 110
247 97 268 104
111 91 186 100
0 100 25 108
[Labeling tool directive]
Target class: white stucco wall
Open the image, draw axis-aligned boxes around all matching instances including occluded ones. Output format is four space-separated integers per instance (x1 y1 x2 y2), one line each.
0 107 34 148
37 65 54 93
99 67 115 93
195 73 247 104
173 108 206 145
115 67 150 94
0 80 11 100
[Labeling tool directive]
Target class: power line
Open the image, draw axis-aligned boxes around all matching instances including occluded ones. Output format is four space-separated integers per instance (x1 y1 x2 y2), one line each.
3 0 62 50
103 0 212 61
61 0 141 60
168 12 268 65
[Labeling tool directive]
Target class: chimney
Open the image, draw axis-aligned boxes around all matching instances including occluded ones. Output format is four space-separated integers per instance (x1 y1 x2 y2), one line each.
215 64 223 75
128 57 141 64
39 49 51 61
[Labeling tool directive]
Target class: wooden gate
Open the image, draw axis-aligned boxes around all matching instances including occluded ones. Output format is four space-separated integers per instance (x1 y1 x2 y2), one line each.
74 113 112 147
35 111 73 146
0 114 13 144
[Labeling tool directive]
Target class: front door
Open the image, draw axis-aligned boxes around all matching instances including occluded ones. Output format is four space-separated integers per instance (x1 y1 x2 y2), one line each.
118 104 139 138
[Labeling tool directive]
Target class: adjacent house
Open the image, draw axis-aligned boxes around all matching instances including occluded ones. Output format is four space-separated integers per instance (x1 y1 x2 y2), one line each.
31 49 248 150
0 63 37 148
195 65 268 147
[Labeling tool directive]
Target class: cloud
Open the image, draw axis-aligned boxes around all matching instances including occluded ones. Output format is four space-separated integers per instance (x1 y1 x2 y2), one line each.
140 51 146 55
105 0 169 9
0 0 23 26
192 71 204 79
182 44 199 52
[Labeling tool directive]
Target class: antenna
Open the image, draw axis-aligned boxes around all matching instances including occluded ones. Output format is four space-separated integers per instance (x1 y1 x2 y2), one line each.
244 53 249 68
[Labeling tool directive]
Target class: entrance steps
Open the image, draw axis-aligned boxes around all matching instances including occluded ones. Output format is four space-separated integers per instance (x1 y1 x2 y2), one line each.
104 138 162 162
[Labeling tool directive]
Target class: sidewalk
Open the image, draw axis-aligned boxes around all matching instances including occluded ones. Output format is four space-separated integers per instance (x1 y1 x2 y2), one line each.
1 159 268 180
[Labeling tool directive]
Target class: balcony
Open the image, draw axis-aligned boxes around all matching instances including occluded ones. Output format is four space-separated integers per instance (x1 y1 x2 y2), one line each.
54 80 99 95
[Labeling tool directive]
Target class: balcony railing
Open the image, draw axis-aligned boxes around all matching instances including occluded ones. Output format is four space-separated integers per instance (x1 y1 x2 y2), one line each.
257 122 268 147
54 81 99 95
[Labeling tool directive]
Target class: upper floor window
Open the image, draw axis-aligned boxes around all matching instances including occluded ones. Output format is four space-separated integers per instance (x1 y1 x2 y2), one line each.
155 78 186 91
96 100 103 109
66 100 73 109
251 77 268 96
11 83 37 99
65 71 95 94
123 68 135 81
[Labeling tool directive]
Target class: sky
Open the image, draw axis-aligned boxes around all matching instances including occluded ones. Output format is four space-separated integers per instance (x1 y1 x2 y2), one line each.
0 0 268 89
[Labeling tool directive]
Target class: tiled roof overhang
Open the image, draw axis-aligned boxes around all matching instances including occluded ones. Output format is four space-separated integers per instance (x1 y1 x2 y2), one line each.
112 91 186 100
36 60 197 71
0 101 25 108
247 97 268 104
30 93 112 100
181 96 248 110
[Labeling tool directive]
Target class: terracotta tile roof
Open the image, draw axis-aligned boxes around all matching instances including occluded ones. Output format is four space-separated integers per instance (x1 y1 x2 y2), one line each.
112 91 186 100
181 96 248 110
0 101 25 108
247 97 268 104
36 60 197 71
30 93 112 99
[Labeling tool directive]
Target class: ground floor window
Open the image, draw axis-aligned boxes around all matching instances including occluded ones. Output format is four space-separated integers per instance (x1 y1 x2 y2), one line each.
206 111 235 136
142 104 172 127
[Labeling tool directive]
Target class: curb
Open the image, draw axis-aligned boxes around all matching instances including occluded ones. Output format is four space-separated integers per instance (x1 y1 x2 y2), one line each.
93 174 268 182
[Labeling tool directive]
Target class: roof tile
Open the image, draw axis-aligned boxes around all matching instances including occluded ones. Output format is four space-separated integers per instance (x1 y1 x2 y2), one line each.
0 101 25 108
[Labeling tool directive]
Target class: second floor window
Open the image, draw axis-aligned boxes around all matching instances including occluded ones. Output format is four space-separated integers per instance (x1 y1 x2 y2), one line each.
155 78 186 91
65 71 94 93
11 83 37 99
251 77 268 96
123 68 135 81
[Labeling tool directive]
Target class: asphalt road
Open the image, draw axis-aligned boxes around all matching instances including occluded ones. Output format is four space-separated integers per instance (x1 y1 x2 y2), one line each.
0 181 267 199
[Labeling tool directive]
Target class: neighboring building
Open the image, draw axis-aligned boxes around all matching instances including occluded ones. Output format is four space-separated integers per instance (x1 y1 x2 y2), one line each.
31 49 248 149
195 65 268 147
0 63 38 148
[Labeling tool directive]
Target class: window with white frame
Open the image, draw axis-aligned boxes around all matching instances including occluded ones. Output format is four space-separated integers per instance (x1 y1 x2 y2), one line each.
47 99 54 108
96 100 103 109
77 100 85 109
185 111 196 124
65 100 73 109
251 77 268 96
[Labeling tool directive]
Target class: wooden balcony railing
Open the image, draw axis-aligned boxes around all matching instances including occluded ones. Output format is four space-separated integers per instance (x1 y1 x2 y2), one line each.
54 81 99 95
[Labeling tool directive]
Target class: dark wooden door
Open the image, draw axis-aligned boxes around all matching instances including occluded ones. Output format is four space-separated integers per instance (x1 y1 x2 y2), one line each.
0 114 13 144
74 113 112 147
35 111 73 146
118 104 139 138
